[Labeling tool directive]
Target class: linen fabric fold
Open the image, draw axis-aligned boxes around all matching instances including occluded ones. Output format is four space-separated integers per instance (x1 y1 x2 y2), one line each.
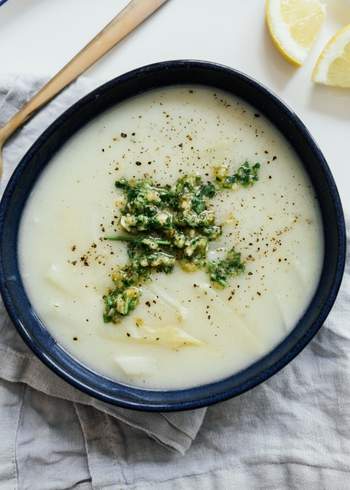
0 76 349 490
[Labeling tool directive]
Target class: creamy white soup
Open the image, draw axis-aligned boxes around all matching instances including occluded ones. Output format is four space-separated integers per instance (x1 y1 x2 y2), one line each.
18 86 324 389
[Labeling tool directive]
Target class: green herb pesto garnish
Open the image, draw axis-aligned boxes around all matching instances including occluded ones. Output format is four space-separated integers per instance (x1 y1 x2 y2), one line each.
207 248 245 288
214 162 260 189
103 162 260 323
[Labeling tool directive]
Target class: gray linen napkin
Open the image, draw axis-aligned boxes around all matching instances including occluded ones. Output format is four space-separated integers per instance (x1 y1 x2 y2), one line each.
0 75 206 459
1 76 349 490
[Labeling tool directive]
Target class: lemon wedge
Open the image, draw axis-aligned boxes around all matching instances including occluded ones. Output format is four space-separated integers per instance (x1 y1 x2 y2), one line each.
313 24 350 87
266 0 326 66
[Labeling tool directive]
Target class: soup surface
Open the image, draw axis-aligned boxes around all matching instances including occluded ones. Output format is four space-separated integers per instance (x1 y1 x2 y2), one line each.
19 86 324 389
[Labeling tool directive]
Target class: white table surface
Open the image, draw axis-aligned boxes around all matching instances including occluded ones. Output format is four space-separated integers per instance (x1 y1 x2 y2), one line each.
0 0 349 212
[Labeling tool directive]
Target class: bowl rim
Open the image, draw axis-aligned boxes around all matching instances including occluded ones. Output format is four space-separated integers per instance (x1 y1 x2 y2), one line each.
0 60 346 411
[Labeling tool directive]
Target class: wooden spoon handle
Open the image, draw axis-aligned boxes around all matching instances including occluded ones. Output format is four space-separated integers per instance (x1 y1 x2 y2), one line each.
0 0 168 146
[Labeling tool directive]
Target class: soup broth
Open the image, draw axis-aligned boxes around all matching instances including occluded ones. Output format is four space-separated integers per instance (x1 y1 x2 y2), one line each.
19 86 324 389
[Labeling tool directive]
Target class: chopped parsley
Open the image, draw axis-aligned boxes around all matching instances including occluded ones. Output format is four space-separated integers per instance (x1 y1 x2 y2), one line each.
103 162 260 323
207 248 245 288
214 162 260 189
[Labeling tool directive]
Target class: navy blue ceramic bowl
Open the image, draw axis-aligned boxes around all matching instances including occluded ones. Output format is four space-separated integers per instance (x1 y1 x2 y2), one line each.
0 61 346 411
